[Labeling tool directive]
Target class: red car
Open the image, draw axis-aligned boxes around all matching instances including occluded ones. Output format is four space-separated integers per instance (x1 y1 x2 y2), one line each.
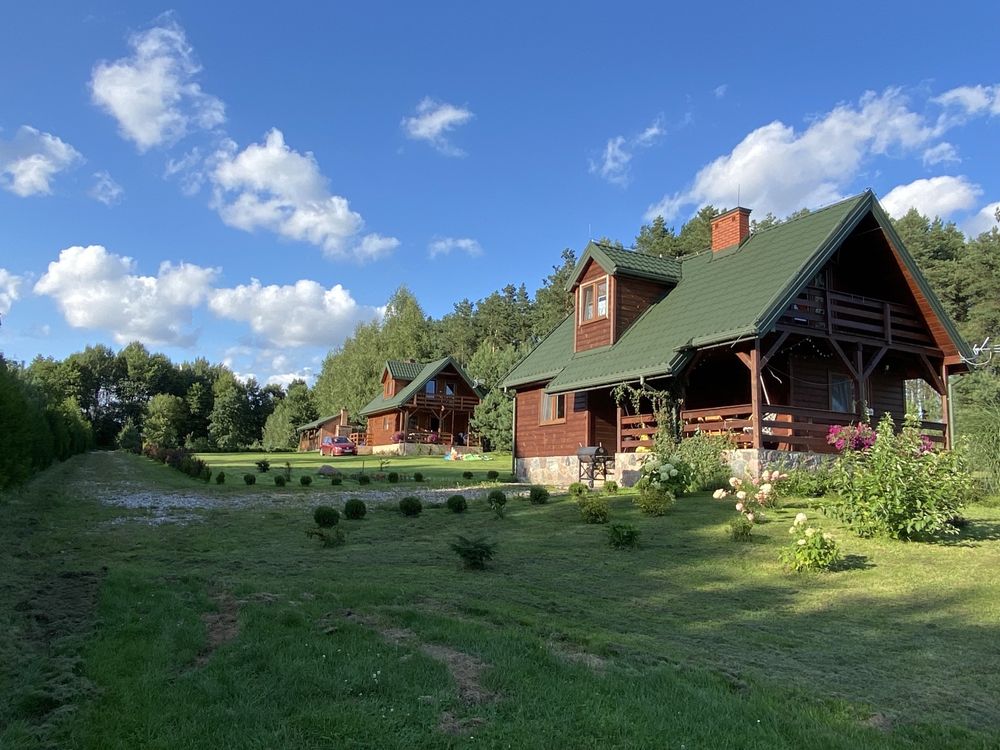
320 436 356 456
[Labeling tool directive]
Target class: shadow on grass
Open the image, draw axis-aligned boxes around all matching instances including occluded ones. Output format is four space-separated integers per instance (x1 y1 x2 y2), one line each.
831 553 874 571
928 519 1000 546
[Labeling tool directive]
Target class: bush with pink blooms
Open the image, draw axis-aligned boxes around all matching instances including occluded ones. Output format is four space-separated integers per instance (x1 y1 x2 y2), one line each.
826 423 877 451
712 468 788 527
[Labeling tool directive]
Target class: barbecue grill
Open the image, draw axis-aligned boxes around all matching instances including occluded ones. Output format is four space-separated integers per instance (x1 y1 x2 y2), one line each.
577 445 611 486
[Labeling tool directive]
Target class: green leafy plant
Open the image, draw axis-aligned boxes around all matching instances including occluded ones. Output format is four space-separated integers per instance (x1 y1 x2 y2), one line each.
827 414 975 539
274 475 286 487
462 470 474 480
255 459 271 473
775 464 834 499
729 514 753 541
331 475 343 486
487 489 507 518
633 453 692 516
413 471 424 482
528 485 550 504
446 494 468 513
300 475 312 486
283 462 292 481
343 498 367 520
399 496 423 516
578 495 610 524
676 431 732 491
357 474 371 486
306 527 345 548
603 480 619 495
387 471 399 483
567 482 589 498
713 469 787 526
607 523 640 550
449 535 497 569
487 470 499 481
313 506 340 528
243 473 256 485
780 513 840 571
215 471 225 485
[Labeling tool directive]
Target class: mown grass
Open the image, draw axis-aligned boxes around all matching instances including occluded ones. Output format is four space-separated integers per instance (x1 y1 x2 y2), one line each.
2 451 999 748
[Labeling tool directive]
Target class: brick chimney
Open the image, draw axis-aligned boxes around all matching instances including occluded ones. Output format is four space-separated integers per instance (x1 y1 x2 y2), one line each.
711 207 751 251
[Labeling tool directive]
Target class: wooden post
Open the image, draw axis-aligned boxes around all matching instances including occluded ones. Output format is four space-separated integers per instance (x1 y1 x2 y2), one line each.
940 362 951 449
616 405 623 454
855 343 866 419
750 341 762 449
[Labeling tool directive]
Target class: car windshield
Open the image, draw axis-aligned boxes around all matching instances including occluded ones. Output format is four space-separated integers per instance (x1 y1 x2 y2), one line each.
333 437 349 443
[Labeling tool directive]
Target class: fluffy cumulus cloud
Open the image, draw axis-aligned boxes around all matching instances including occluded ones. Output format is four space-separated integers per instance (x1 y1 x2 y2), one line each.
591 118 664 186
933 84 1000 117
90 19 225 151
401 98 473 156
208 278 381 348
964 201 1000 237
0 268 23 315
0 126 82 197
882 176 982 219
211 129 398 260
33 245 217 345
428 237 483 259
646 88 941 221
88 170 124 205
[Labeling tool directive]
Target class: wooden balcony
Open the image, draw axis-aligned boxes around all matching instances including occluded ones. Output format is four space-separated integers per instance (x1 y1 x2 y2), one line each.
778 286 937 352
409 393 479 411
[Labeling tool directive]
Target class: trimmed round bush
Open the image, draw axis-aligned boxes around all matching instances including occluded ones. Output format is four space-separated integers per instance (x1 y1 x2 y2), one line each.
215 471 226 485
243 473 256 485
568 482 589 497
487 489 507 506
344 498 367 520
274 475 287 487
331 475 343 486
399 496 423 516
486 470 499 481
357 474 371 486
528 485 550 504
413 472 424 482
314 506 340 528
447 494 468 513
603 480 619 495
579 496 610 524
300 475 313 486
462 470 474 480
387 471 400 483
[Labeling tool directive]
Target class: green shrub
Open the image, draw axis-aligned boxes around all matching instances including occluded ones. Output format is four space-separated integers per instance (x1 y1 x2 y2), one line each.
413 471 424 482
306 527 345 548
676 432 732 491
387 471 399 483
200 466 212 483
567 482 589 498
528 485 550 504
313 506 340 528
578 495 610 524
462 470 474 480
256 459 270 473
487 489 507 518
603 480 619 495
607 523 640 550
780 513 840 571
343 498 367 520
274 475 286 487
778 464 834 499
215 471 225 485
450 535 497 569
300 475 312 486
243 473 256 485
486 470 499 481
357 474 371 486
729 515 753 541
446 494 468 513
399 496 423 516
827 414 975 539
331 475 343 486
634 485 674 516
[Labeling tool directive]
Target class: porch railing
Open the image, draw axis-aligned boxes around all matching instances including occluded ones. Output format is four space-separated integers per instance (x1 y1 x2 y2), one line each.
410 393 479 411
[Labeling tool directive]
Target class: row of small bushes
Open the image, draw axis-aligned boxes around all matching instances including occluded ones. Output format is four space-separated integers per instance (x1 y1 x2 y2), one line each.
143 444 212 483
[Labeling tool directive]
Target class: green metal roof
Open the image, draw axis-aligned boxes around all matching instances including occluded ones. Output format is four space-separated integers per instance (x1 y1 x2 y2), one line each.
360 356 482 416
503 191 969 393
295 414 341 433
566 241 682 290
385 359 426 380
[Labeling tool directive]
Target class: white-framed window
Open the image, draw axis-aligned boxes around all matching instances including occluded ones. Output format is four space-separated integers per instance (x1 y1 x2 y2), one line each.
579 277 609 323
540 392 566 424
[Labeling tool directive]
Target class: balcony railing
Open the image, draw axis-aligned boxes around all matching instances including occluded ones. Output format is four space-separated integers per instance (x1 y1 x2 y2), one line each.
410 393 479 411
779 286 934 349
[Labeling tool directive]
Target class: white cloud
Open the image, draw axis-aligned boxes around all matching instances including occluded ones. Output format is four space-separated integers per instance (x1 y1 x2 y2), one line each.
266 369 315 388
933 84 1000 117
922 142 960 166
90 19 225 151
881 176 982 219
428 237 483 259
646 88 939 221
0 126 82 197
210 129 398 260
89 170 124 205
401 98 473 156
714 84 728 99
208 278 381 347
591 118 664 186
0 269 23 315
33 245 217 345
964 201 1000 237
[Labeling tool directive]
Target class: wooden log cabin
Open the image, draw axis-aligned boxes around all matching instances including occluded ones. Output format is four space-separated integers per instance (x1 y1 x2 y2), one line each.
359 357 484 450
502 190 973 485
295 409 353 452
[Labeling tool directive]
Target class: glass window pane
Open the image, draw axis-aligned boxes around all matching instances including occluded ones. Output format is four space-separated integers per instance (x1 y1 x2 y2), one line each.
597 280 608 317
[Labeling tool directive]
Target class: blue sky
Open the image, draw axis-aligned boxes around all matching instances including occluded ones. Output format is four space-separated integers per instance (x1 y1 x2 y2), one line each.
1 1 998 386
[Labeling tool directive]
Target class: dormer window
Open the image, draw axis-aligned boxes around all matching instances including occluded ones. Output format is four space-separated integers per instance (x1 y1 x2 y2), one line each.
579 277 608 323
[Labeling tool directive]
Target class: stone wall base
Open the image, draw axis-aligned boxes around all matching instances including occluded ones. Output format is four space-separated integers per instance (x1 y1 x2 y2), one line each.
724 448 827 479
369 442 481 457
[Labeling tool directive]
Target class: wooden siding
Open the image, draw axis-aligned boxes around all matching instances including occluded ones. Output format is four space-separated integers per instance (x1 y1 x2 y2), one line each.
514 385 588 458
789 356 852 412
615 277 665 341
366 412 400 445
869 373 905 418
574 260 612 352
589 389 617 451
383 374 410 398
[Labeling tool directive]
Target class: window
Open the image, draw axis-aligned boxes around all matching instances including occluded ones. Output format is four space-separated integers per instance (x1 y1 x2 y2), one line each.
540 392 566 424
444 381 456 396
383 416 389 430
579 277 609 323
830 373 855 413
425 380 436 395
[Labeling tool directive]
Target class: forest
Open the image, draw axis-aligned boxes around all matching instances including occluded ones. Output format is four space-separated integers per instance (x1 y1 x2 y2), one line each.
2 205 998 490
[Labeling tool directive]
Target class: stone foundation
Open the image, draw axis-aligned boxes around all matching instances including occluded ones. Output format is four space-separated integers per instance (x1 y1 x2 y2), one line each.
369 442 481 457
515 451 651 488
724 448 827 479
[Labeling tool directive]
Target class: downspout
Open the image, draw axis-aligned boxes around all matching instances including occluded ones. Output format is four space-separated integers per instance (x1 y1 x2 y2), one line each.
946 371 955 448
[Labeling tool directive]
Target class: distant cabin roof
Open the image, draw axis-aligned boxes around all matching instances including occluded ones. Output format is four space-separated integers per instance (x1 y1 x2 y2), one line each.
567 241 682 290
503 191 972 393
385 359 426 381
296 414 342 433
360 356 482 416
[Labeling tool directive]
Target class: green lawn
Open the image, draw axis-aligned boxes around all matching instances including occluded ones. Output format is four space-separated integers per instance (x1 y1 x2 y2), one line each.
2 451 999 748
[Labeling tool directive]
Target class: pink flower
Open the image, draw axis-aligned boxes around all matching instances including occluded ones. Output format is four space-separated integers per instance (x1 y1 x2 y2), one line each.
735 502 744 512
